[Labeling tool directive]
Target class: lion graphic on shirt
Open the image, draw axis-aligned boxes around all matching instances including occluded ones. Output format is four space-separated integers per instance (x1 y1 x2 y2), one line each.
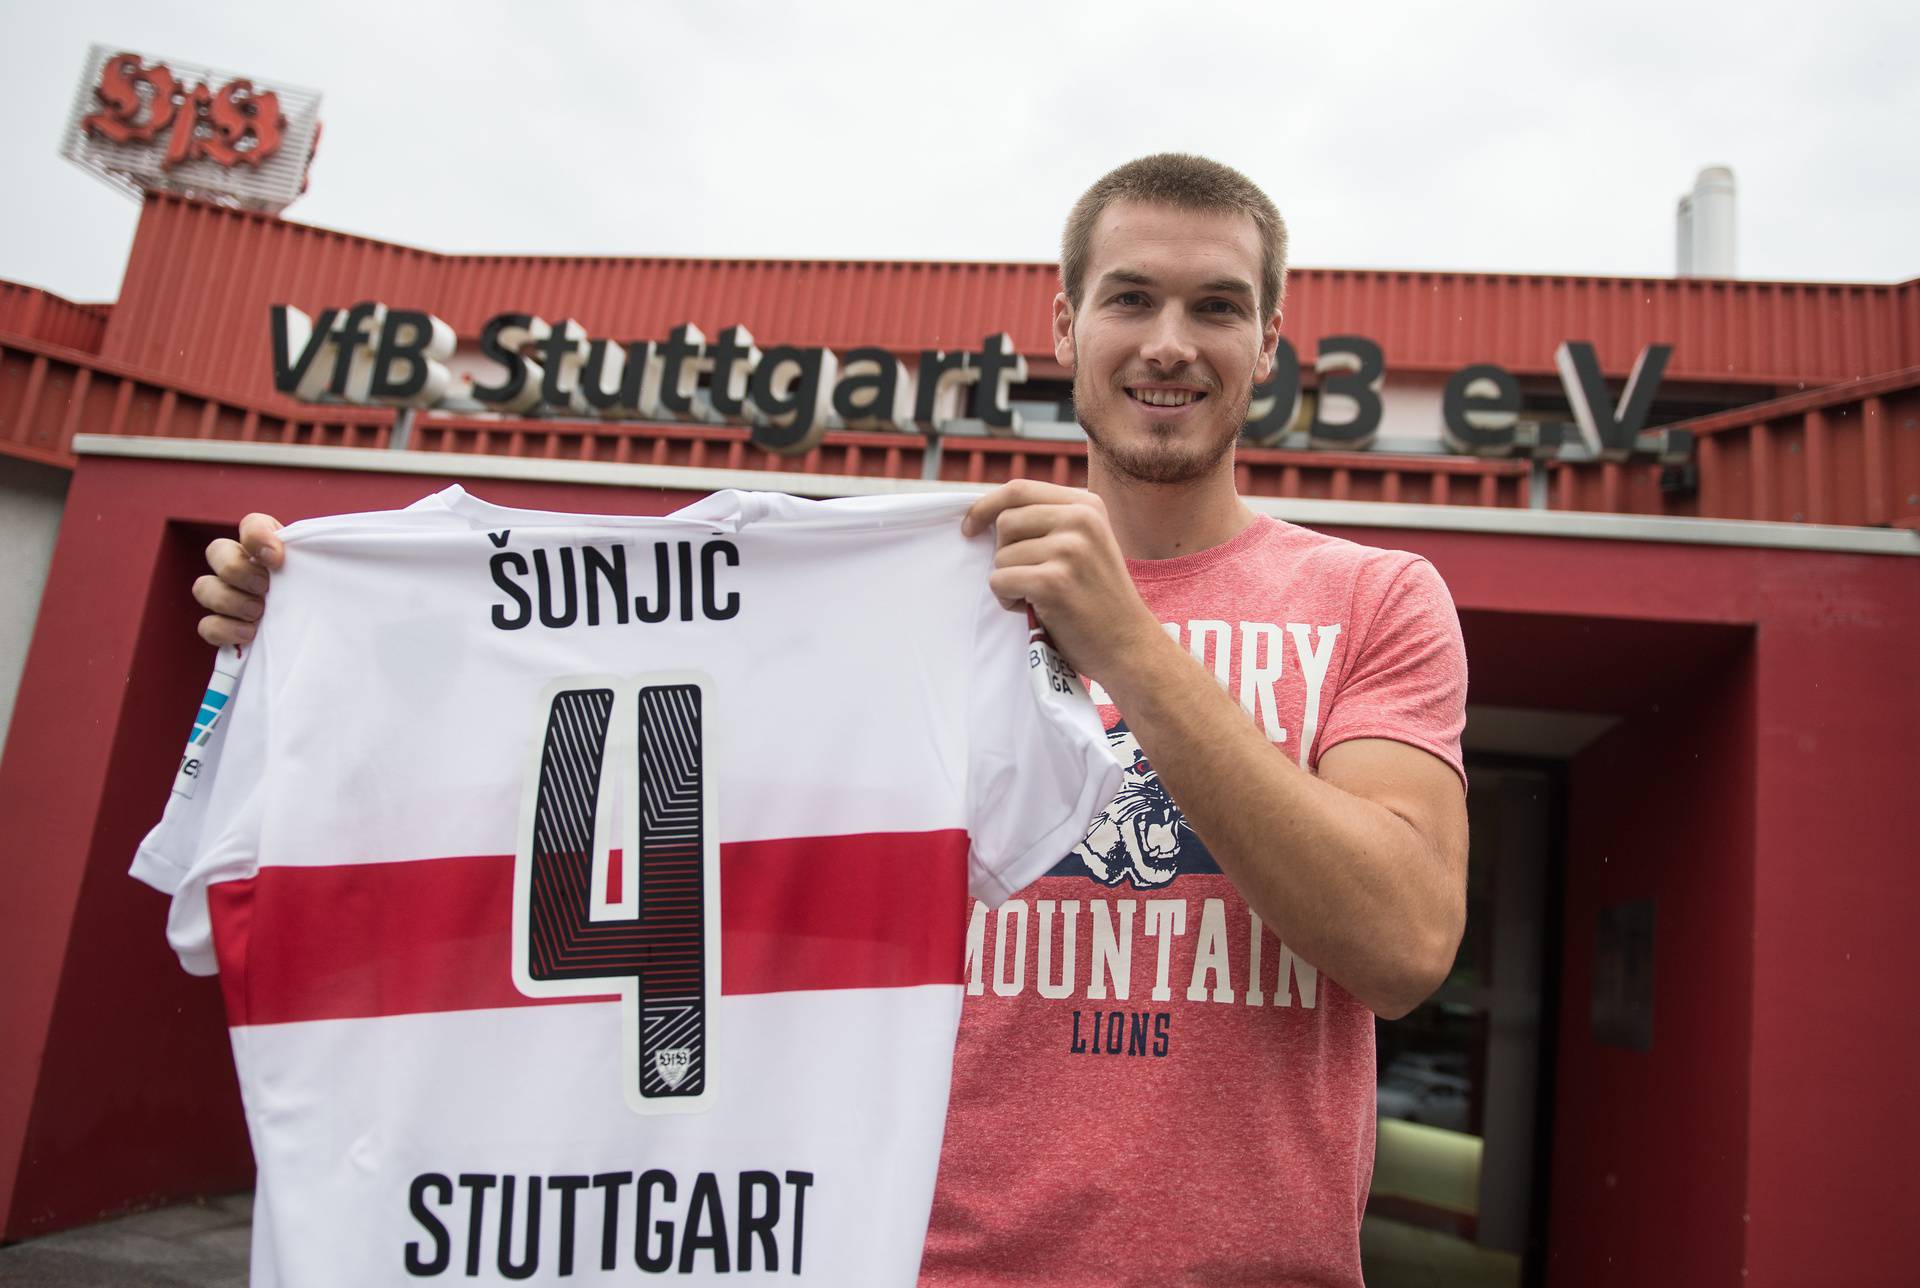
1070 729 1196 888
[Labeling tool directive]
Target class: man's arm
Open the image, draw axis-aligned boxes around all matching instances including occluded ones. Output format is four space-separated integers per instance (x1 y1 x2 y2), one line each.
194 513 285 647
966 480 1467 1020
1092 631 1465 1019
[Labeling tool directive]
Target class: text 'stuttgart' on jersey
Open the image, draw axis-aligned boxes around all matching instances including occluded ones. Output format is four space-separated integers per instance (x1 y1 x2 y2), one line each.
130 485 1121 1288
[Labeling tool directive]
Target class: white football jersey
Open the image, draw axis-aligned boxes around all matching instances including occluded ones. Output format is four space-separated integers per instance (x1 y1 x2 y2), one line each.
132 485 1119 1287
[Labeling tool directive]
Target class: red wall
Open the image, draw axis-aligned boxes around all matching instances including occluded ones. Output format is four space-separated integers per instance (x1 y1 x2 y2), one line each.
3 456 1917 1285
1548 637 1757 1281
1395 531 1919 1287
1745 547 1920 1279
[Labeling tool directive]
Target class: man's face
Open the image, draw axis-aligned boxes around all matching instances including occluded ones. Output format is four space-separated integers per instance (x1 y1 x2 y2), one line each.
1056 201 1280 486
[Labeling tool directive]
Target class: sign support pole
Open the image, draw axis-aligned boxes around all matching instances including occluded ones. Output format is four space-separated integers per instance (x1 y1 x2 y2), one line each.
919 429 944 482
389 407 416 452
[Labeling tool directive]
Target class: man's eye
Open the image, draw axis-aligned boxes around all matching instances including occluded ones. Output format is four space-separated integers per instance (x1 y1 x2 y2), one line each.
1113 291 1148 307
1201 299 1242 315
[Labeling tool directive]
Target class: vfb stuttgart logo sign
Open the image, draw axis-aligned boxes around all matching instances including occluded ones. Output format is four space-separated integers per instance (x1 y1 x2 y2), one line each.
82 51 287 170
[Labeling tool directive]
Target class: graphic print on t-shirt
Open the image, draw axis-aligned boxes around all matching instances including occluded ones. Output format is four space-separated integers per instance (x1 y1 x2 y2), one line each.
1047 719 1220 887
965 616 1343 1046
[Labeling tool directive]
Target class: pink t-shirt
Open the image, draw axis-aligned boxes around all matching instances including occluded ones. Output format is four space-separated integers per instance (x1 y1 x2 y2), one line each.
921 514 1468 1287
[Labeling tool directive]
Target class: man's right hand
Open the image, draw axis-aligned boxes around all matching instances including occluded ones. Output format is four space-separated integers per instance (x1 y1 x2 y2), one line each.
194 513 285 647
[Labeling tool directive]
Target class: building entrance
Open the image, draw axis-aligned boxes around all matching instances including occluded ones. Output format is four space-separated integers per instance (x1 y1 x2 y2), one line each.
1363 757 1563 1287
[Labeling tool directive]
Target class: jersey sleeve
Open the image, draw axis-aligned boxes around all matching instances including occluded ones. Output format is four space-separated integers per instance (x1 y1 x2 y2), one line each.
1315 555 1468 789
129 642 270 975
964 594 1123 907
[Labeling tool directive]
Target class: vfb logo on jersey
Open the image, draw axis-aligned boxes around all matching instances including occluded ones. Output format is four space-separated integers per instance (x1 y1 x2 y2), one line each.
509 674 720 1116
654 1046 694 1090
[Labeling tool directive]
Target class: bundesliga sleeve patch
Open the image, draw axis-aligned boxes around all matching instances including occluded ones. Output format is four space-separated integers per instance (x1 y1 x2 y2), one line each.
1027 625 1088 705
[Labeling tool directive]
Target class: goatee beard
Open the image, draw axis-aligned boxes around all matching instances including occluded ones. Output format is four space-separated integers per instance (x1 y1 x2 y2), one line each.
1073 379 1252 487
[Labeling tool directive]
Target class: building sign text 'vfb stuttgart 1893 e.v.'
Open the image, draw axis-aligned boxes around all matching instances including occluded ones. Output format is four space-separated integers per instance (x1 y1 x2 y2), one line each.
268 302 1688 465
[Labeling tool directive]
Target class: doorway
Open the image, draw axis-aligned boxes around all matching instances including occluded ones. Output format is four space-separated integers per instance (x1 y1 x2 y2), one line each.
1361 756 1564 1287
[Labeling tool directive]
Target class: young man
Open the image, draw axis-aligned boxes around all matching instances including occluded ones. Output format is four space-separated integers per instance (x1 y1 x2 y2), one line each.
196 154 1468 1284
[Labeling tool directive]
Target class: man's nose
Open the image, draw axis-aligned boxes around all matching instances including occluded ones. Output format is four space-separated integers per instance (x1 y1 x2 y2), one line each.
1138 308 1199 370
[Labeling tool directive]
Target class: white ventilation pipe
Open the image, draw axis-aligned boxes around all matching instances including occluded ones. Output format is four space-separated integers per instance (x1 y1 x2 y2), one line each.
1676 166 1736 278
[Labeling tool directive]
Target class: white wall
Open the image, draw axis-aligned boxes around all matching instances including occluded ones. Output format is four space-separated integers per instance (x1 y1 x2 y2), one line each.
0 457 69 754
1375 372 1450 447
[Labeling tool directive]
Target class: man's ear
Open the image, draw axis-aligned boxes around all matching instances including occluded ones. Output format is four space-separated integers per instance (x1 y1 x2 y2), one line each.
1052 292 1076 371
1253 307 1282 383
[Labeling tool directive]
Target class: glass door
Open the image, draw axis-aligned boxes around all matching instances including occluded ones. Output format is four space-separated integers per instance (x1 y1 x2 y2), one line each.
1362 758 1562 1288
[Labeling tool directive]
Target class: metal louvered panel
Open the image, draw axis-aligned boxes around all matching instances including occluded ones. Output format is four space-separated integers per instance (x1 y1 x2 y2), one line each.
410 417 935 480
103 196 1920 412
0 282 111 354
0 333 394 466
1548 366 1920 528
20 311 1918 530
408 416 1532 507
1283 270 1918 387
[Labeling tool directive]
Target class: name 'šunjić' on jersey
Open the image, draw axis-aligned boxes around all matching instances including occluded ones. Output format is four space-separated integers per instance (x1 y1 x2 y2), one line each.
487 536 743 630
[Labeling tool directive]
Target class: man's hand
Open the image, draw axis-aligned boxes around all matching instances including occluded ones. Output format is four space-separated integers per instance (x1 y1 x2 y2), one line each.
961 481 1165 683
194 514 285 647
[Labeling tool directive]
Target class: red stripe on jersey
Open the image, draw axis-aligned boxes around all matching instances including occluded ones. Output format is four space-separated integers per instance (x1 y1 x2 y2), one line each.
207 829 970 1027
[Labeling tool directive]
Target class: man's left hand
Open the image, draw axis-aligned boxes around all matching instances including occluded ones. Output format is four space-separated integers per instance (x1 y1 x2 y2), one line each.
961 480 1165 683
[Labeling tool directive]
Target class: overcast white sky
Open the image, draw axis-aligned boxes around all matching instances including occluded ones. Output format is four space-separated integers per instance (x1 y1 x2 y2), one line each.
3 0 1915 303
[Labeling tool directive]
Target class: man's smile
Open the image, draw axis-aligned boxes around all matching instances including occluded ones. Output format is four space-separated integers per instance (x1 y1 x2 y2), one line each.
1125 384 1209 415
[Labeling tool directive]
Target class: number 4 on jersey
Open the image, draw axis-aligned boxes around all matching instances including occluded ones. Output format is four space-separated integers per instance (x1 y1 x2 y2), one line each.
510 675 719 1115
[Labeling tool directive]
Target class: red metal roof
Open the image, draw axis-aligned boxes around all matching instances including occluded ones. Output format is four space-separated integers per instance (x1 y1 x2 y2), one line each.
0 282 109 354
102 195 1920 414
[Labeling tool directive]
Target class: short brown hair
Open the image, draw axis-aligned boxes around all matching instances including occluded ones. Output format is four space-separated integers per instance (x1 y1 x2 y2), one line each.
1060 153 1289 323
